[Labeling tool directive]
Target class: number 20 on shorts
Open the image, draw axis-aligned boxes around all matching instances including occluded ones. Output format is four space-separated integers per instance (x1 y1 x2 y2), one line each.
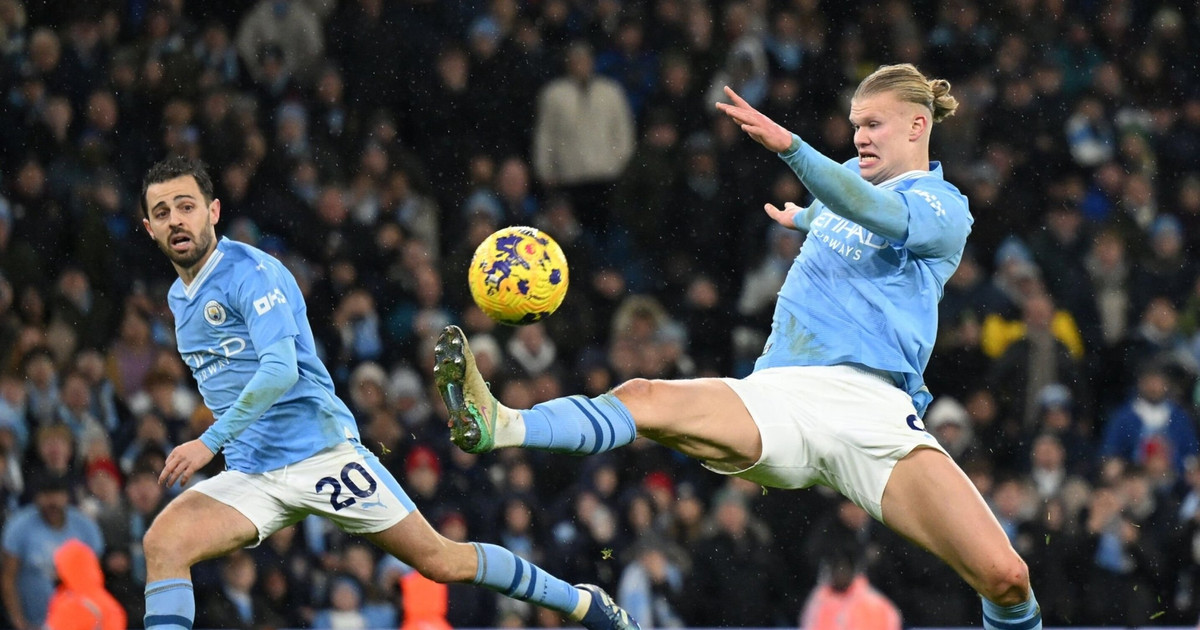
315 462 379 510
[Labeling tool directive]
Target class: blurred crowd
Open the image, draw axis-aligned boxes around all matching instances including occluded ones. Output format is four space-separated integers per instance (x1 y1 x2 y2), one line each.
2 0 1200 628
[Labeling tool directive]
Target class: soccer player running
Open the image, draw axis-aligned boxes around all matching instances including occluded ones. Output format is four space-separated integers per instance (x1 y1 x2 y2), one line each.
435 64 1042 630
137 157 641 630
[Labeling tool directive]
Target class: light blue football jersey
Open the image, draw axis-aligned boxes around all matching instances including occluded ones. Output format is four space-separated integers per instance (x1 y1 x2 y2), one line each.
755 160 972 416
169 237 359 473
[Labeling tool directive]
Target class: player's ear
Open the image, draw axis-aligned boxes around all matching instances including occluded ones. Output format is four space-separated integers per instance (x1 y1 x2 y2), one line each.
210 197 221 225
142 217 154 239
910 112 929 141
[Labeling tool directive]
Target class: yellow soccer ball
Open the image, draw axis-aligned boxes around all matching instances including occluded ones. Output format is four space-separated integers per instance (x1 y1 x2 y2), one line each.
468 226 569 325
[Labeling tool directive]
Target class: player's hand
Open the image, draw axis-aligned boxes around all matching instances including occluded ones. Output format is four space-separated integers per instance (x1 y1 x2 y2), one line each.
716 86 793 153
159 439 215 487
764 201 803 230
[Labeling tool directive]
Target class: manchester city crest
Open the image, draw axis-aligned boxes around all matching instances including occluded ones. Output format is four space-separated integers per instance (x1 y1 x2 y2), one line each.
203 300 227 326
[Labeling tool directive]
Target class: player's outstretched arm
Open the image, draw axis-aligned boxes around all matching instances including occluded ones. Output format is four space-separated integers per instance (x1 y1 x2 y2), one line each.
719 85 908 242
716 86 793 153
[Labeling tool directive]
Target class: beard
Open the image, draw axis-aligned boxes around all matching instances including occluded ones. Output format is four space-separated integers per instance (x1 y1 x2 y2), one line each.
157 225 216 270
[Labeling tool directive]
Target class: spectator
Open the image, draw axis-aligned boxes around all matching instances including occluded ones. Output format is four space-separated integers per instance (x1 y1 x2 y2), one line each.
104 306 156 400
26 423 77 488
347 361 388 421
799 543 901 630
234 0 323 86
1 474 103 629
924 396 977 462
1117 296 1198 390
1100 364 1199 481
397 568 451 630
683 488 784 626
99 465 166 585
195 550 285 629
1082 477 1167 625
986 292 1086 429
616 541 685 629
532 40 635 236
21 346 58 426
44 538 126 630
310 574 374 630
119 413 173 475
1134 216 1196 315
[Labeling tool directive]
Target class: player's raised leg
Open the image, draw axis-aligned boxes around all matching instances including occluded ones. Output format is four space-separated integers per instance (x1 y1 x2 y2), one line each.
882 448 1042 630
365 510 640 630
434 325 761 469
141 491 258 630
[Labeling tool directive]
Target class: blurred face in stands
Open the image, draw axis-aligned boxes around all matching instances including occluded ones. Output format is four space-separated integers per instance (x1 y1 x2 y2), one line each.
1137 372 1169 404
331 580 361 611
715 499 747 536
1031 435 1065 471
1022 293 1055 330
35 489 68 527
224 553 256 592
127 472 163 515
37 429 73 473
566 44 594 81
61 373 90 412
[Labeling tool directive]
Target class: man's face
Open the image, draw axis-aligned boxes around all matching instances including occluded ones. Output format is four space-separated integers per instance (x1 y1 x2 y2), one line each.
127 474 163 514
35 489 69 526
143 175 220 271
849 91 927 185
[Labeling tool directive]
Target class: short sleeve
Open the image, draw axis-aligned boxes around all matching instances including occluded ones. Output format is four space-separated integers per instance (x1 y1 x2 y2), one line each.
1 515 25 556
897 182 971 259
231 259 301 352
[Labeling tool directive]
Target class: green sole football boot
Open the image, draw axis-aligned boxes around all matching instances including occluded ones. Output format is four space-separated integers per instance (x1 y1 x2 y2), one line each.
433 325 497 453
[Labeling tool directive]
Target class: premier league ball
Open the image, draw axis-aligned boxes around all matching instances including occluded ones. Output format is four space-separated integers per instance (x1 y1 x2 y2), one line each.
468 226 569 325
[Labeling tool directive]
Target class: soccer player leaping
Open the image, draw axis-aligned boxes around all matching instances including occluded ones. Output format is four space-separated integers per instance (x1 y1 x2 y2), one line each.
137 157 641 630
436 64 1042 630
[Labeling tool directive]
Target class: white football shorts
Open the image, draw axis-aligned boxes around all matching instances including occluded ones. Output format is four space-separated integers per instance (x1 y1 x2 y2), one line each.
716 365 947 521
191 440 415 545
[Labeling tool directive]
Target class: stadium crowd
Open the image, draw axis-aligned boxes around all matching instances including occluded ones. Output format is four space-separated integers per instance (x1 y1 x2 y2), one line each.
1 0 1200 627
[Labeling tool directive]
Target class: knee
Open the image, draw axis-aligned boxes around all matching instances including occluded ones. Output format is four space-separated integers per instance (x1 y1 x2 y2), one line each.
612 377 655 405
143 521 189 571
979 554 1031 607
612 377 664 425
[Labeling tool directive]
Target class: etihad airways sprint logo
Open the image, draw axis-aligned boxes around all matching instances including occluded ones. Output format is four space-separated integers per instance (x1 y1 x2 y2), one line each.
809 212 889 261
182 336 248 382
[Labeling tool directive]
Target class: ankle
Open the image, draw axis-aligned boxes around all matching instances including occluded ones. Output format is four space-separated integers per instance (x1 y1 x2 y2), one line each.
492 407 526 448
570 587 592 620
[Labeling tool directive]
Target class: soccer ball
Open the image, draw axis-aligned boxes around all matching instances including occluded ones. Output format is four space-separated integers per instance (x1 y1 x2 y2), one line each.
468 226 569 325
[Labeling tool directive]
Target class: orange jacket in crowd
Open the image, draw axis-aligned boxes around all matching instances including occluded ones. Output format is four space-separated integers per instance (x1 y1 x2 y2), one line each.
45 539 127 630
799 575 902 630
400 570 451 630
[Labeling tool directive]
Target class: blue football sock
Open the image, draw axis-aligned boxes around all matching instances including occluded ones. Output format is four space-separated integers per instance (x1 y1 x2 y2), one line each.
145 579 195 630
521 394 636 454
472 543 581 615
982 588 1041 630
